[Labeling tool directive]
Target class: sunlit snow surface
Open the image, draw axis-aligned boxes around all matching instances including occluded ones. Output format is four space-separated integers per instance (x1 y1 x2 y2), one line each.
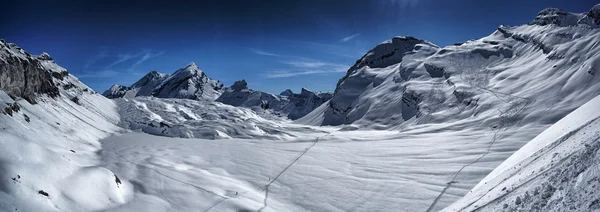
2 5 600 212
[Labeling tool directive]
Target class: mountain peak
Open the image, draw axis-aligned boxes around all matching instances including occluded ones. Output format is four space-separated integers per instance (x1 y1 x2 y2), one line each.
173 62 203 77
230 79 248 91
185 62 199 70
280 89 294 96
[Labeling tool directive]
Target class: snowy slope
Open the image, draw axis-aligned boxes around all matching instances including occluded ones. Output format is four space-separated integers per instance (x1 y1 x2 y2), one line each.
0 41 128 212
444 94 600 211
103 62 223 100
216 79 332 120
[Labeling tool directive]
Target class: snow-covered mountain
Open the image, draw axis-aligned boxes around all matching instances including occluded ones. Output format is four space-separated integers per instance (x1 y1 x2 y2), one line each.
103 62 224 100
105 69 332 120
216 79 333 120
302 6 600 130
0 40 127 211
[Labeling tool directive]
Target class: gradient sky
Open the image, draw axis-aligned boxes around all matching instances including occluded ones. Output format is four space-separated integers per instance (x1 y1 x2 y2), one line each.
1 0 596 94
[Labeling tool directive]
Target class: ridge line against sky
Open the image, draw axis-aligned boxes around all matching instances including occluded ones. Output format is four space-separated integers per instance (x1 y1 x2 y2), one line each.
0 0 596 93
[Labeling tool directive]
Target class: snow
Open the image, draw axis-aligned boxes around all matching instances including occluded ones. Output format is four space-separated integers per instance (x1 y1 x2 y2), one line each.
2 4 600 212
0 87 127 211
444 94 600 211
114 96 315 140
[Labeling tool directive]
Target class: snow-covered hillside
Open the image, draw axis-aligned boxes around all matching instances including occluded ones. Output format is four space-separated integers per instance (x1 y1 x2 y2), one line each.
445 94 600 211
103 62 224 100
216 79 332 120
0 41 127 211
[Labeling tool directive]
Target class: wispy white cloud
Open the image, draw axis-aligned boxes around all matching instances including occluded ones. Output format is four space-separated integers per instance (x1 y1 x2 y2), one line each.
128 51 165 71
107 53 137 67
249 48 281 57
80 49 164 79
77 70 120 78
83 48 110 71
264 68 347 79
281 61 331 68
264 60 348 79
340 33 360 42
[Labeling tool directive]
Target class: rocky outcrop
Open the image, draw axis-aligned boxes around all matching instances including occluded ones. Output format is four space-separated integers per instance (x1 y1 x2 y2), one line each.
0 40 61 103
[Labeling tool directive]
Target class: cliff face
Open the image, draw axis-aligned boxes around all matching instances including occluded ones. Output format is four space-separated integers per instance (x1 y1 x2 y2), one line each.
0 40 61 103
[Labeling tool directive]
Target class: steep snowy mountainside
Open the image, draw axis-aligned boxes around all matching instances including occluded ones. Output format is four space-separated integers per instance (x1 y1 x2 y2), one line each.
309 5 600 130
114 96 323 139
445 94 600 212
0 41 128 211
103 62 223 100
216 79 332 120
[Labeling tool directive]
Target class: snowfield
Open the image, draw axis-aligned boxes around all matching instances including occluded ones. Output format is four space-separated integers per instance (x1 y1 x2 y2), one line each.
2 4 600 212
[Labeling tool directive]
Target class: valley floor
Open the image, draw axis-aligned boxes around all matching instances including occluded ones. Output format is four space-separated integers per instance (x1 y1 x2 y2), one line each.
99 122 544 212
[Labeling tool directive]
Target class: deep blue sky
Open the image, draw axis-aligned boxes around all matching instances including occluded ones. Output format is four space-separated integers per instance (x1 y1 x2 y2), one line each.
1 0 596 93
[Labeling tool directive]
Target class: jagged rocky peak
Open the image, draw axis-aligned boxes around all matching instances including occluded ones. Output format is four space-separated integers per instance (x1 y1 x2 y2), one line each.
0 41 62 103
300 87 316 97
530 4 600 27
131 70 168 88
173 62 204 76
37 52 52 60
530 8 580 26
280 89 293 96
587 3 600 24
103 62 223 100
230 79 248 91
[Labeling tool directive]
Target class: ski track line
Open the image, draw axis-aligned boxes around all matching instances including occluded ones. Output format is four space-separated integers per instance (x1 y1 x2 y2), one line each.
425 84 534 212
257 135 324 212
204 133 330 212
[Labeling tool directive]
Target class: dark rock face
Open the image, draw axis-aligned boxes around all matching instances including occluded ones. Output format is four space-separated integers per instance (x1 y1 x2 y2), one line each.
589 4 600 24
530 8 572 26
230 79 248 91
280 89 293 96
0 42 60 103
1 102 20 116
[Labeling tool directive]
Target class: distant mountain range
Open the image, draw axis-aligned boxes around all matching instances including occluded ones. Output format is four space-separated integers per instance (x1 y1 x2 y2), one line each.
102 64 332 120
